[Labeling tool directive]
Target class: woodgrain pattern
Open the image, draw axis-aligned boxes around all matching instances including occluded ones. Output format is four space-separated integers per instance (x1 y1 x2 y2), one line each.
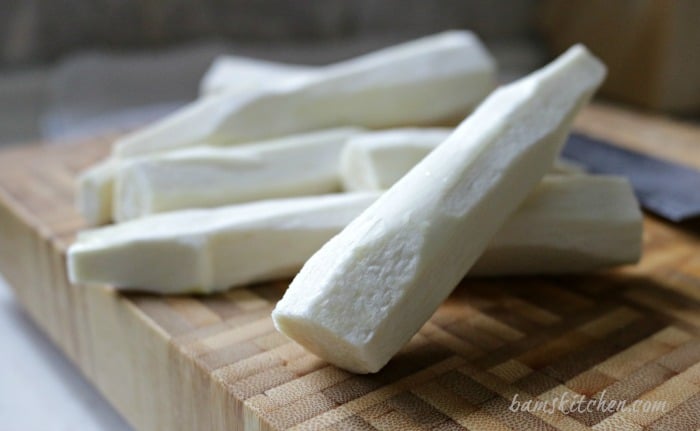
1 102 699 431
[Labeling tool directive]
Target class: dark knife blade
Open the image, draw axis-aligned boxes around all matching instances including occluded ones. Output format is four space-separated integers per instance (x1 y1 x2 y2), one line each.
562 133 700 222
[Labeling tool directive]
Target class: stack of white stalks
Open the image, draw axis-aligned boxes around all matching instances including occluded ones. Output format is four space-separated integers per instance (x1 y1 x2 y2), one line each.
68 31 642 373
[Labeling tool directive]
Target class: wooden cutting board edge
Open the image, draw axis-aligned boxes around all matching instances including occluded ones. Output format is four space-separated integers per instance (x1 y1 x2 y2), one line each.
0 175 244 430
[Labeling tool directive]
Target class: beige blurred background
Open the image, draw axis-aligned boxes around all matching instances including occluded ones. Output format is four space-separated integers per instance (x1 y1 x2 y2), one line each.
0 0 697 145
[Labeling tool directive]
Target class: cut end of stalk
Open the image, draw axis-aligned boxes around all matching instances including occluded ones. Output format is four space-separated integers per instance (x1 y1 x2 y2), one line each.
272 310 383 374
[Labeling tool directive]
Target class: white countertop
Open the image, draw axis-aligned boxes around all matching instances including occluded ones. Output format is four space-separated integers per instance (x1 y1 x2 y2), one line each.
0 275 133 431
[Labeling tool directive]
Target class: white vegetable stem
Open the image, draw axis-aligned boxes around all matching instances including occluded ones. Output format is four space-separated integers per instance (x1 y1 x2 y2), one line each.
341 129 588 192
472 175 641 275
78 58 309 226
113 31 496 158
69 193 380 293
199 56 315 96
81 125 584 227
67 175 639 294
113 128 361 222
272 45 607 374
76 158 118 226
340 128 452 191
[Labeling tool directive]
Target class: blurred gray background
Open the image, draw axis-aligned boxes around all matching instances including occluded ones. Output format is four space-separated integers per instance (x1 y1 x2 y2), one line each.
0 0 545 145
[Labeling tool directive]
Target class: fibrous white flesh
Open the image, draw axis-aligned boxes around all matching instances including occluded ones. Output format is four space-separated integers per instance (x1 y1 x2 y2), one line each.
272 45 606 374
471 175 641 275
90 126 585 226
199 56 316 96
114 31 496 158
67 175 640 294
77 61 315 224
341 128 587 192
68 193 380 293
76 158 118 226
113 128 360 222
340 128 452 191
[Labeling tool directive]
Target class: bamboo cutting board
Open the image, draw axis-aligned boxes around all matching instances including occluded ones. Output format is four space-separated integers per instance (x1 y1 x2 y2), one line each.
1 103 700 431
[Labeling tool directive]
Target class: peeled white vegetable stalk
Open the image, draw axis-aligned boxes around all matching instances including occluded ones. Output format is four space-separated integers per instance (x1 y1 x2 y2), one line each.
83 125 585 227
79 123 583 227
76 158 118 226
77 60 315 226
471 175 641 275
272 44 607 373
113 128 361 222
67 175 640 294
340 128 453 191
69 193 380 293
113 31 496 159
199 56 316 96
341 128 587 192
